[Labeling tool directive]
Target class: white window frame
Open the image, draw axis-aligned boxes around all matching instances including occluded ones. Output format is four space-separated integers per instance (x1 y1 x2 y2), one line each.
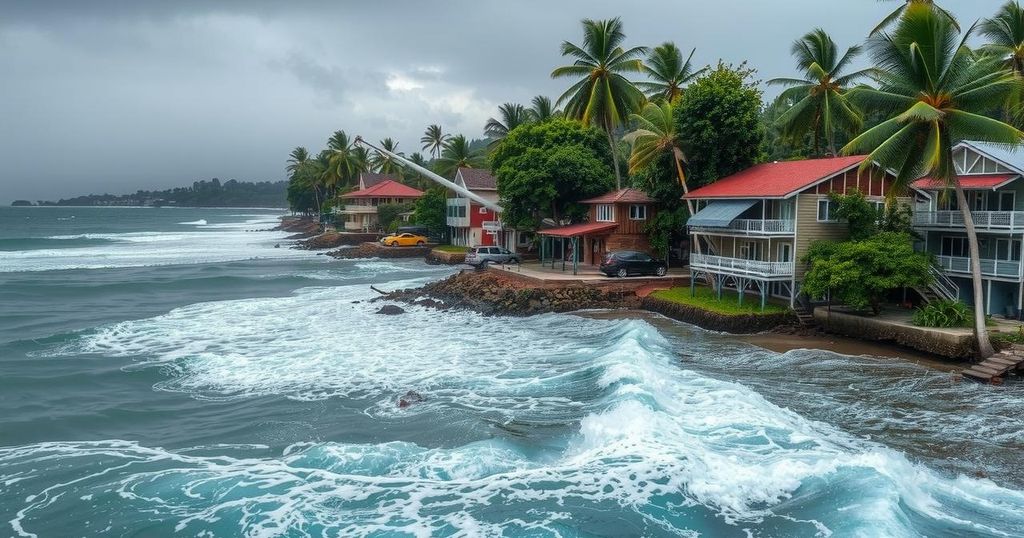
479 206 488 214
628 204 647 221
817 199 839 222
941 236 968 258
999 191 1016 212
596 204 615 222
777 242 792 263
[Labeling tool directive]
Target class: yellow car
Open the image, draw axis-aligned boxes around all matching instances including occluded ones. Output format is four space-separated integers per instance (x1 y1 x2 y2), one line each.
381 233 428 247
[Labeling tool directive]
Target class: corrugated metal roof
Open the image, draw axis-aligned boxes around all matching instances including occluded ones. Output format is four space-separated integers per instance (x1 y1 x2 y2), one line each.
580 188 655 204
537 222 619 237
684 156 866 199
687 200 758 228
457 168 497 190
341 180 425 198
911 174 1018 190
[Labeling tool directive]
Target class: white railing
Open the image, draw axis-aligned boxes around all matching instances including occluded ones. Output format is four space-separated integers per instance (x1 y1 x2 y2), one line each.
340 205 377 214
690 219 794 235
913 211 1024 230
690 253 794 277
936 255 1021 278
343 221 364 231
929 265 960 301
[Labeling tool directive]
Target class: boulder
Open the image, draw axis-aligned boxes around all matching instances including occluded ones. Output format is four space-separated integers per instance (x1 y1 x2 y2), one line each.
376 305 406 315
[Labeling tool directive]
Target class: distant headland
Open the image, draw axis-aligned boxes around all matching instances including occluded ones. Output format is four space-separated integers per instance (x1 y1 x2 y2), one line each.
12 178 287 208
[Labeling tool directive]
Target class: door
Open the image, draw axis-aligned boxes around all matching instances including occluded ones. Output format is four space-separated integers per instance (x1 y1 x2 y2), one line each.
778 243 792 263
999 191 1016 212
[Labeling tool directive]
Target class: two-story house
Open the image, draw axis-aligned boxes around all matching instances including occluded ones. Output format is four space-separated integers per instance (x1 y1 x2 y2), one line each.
683 156 912 309
911 141 1024 317
446 168 503 247
337 180 424 233
537 188 657 274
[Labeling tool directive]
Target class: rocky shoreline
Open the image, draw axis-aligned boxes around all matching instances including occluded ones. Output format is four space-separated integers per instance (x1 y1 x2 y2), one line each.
328 243 434 260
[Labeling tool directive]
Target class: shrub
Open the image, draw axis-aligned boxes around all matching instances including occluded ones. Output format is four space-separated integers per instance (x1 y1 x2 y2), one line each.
912 300 973 328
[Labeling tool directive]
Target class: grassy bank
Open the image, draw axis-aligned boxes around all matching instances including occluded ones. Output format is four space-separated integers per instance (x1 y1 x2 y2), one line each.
649 287 789 316
432 245 470 253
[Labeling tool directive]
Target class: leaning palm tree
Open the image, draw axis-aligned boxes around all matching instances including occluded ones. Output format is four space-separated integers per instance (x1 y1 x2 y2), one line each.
286 147 310 178
844 3 1024 358
435 134 485 177
484 102 531 146
370 138 404 176
420 124 449 160
552 17 647 188
638 43 706 103
769 29 872 156
325 130 364 194
528 95 559 121
624 102 696 215
980 1 1024 76
871 0 959 35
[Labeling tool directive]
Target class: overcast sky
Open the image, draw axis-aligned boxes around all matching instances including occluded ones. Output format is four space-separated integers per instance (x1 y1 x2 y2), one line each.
0 0 1008 202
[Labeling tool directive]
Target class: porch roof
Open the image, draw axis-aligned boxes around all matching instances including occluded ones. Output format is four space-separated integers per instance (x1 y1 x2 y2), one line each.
911 174 1018 191
538 222 618 238
687 199 757 228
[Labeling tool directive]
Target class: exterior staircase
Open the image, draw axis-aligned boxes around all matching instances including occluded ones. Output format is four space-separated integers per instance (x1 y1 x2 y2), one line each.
915 266 960 303
962 344 1024 383
792 296 816 326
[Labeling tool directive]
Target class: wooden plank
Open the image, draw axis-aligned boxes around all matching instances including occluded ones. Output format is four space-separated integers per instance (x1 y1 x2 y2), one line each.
962 369 993 380
984 357 1020 367
969 365 1003 376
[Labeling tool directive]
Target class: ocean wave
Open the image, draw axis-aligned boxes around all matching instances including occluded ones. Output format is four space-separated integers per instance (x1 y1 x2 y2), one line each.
0 236 116 252
20 285 1024 536
178 219 207 225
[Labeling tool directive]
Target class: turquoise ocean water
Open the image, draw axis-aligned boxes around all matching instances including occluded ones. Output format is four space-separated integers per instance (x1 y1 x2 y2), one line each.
1 206 1023 537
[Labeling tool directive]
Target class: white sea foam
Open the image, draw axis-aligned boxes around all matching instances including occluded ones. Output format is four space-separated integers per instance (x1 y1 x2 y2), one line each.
0 215 307 272
21 286 1024 536
178 219 208 225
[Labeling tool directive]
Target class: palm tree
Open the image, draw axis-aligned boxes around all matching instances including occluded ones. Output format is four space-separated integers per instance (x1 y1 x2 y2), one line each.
980 1 1024 76
844 3 1024 358
528 95 559 121
325 130 365 193
286 147 310 177
405 152 431 189
871 0 959 35
421 124 449 160
624 102 696 215
638 43 706 103
768 29 872 156
484 102 531 146
552 17 647 189
436 134 485 177
371 137 404 176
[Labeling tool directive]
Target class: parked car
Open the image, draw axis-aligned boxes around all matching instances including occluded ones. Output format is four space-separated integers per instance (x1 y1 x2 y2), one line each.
465 246 520 266
600 250 668 277
380 233 428 247
396 225 429 236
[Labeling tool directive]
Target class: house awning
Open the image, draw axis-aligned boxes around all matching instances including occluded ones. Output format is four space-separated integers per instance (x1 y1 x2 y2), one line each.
911 174 1018 191
687 199 757 228
538 222 618 238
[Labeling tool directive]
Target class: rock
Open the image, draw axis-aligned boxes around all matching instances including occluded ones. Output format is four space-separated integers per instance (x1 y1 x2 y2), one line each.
376 305 406 315
398 390 425 408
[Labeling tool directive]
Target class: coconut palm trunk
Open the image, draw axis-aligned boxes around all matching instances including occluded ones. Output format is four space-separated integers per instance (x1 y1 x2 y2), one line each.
605 119 622 189
954 184 996 357
673 157 702 256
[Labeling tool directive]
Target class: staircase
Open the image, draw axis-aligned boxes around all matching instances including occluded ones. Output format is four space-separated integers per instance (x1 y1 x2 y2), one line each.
915 266 960 303
792 295 816 326
962 345 1024 383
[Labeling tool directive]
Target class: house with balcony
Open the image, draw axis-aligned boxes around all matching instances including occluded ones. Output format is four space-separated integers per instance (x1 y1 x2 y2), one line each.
911 141 1024 317
337 180 424 233
445 168 529 250
684 156 910 309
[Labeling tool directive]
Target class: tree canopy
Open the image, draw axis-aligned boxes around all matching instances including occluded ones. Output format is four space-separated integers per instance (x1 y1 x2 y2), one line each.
491 119 614 228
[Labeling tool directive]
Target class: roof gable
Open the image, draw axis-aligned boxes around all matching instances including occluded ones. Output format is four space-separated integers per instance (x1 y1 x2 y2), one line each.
342 180 424 198
581 188 655 204
359 172 400 189
684 156 867 199
955 142 1024 176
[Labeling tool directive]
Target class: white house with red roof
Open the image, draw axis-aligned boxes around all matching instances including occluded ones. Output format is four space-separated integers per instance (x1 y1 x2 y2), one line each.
911 141 1024 316
446 168 528 250
337 179 424 233
684 156 916 308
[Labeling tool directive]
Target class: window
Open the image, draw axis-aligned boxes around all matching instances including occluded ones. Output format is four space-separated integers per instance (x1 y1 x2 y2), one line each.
596 204 615 222
458 205 467 218
629 204 647 220
996 239 1022 261
817 199 839 222
999 191 1016 212
971 192 988 211
778 243 792 263
739 241 761 260
941 236 968 257
479 207 488 214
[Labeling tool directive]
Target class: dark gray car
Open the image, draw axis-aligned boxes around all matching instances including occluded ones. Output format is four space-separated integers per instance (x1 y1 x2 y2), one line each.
465 246 519 266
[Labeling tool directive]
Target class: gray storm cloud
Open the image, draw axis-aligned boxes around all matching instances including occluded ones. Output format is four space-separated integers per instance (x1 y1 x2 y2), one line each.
0 0 1005 202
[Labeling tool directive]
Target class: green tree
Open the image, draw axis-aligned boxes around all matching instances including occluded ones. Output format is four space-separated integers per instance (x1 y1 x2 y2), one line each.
769 29 870 156
844 3 1024 357
485 103 532 146
631 152 688 259
420 124 449 160
551 17 646 189
491 118 614 228
871 0 959 35
802 232 934 315
413 187 448 239
326 130 366 193
624 101 696 215
638 42 706 103
377 202 415 232
675 62 765 188
436 134 485 177
528 95 559 121
404 152 431 190
370 138 404 177
981 1 1024 77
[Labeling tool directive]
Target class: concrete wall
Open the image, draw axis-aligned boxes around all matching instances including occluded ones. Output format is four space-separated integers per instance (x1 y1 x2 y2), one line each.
814 307 976 359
